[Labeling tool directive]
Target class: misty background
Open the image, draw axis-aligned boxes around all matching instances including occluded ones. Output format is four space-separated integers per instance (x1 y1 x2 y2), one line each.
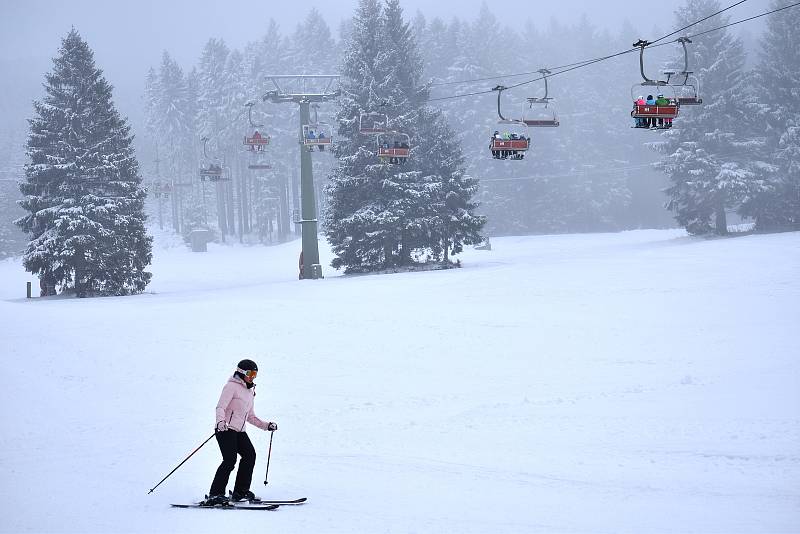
0 0 771 254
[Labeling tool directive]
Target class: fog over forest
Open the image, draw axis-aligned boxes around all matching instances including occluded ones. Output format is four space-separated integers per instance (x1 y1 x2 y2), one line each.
0 0 790 262
1 4 798 530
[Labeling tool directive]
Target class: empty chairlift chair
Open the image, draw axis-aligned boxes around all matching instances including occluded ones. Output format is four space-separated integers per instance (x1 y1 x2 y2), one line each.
522 69 560 128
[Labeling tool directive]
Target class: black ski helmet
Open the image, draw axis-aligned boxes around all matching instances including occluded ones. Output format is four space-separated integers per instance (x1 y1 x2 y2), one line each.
237 359 258 372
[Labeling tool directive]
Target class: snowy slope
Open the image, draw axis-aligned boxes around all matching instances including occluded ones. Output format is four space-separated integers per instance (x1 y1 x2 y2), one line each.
1 229 798 533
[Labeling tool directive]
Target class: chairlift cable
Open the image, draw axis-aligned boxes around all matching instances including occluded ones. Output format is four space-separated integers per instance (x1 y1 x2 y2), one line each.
429 57 613 88
427 0 795 104
649 0 749 45
671 0 800 42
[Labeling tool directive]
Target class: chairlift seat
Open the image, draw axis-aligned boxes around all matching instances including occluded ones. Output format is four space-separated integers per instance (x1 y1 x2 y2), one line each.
244 131 270 148
677 96 703 105
632 104 679 119
303 137 332 146
360 126 389 134
491 139 529 151
377 147 410 158
522 119 559 127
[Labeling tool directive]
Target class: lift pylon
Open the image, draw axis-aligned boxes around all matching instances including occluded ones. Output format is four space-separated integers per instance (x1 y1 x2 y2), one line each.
263 75 340 280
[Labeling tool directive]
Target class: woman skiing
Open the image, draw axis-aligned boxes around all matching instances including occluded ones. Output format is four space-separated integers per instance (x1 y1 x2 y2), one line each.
205 359 277 506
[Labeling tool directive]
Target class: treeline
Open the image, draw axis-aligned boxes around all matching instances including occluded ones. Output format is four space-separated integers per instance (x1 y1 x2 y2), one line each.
138 3 681 246
139 10 339 244
413 0 799 235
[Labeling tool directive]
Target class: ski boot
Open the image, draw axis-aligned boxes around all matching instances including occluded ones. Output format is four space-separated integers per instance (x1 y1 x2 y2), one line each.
201 494 230 507
230 489 257 503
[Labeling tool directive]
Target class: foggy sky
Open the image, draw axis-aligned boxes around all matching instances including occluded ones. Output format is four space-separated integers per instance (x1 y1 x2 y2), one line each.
0 0 770 124
1 0 770 65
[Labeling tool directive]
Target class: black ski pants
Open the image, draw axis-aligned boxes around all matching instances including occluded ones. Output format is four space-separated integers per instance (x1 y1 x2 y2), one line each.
209 430 256 496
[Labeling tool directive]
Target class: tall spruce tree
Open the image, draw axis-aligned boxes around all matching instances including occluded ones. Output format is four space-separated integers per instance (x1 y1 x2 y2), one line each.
739 0 800 230
16 29 152 296
417 107 485 262
325 0 483 273
653 0 757 235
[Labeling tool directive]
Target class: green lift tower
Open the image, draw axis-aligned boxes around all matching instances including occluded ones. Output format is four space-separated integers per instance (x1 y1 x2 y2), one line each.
263 75 339 280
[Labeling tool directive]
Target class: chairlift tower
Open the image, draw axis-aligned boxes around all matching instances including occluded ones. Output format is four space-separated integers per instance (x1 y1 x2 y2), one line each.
263 75 339 280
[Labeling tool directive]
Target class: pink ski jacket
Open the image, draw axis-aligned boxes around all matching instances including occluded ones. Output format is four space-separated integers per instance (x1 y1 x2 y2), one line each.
215 375 270 432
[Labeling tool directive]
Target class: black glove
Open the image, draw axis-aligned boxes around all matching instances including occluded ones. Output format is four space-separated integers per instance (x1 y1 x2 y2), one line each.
267 422 277 431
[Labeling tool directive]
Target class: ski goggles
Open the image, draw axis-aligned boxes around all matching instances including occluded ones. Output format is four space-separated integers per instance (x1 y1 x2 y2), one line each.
237 368 258 380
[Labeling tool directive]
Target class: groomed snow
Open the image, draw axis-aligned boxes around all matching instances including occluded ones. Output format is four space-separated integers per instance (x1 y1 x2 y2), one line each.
1 229 798 533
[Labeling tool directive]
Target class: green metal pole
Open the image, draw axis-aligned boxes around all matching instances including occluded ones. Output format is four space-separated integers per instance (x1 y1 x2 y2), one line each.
299 100 321 278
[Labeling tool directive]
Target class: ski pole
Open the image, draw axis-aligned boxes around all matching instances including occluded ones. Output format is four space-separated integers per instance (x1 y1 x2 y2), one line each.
263 430 274 485
148 432 216 494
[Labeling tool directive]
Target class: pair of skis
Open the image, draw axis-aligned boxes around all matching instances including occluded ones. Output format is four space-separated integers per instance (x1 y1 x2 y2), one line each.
171 497 306 511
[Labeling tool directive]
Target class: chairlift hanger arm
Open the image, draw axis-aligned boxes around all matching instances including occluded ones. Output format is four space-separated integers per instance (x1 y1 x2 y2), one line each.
677 36 693 84
633 40 653 84
245 102 264 128
633 39 669 86
492 85 509 122
539 69 551 100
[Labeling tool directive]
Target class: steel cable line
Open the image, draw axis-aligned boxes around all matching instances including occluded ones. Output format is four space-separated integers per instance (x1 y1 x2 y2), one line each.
428 0 751 92
428 57 617 88
672 0 800 42
649 0 749 45
427 0 793 103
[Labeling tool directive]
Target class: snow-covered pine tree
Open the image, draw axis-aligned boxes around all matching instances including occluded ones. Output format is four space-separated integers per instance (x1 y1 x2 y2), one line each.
288 9 340 221
739 0 800 231
327 0 481 272
325 0 413 272
653 0 757 235
242 20 294 244
289 8 338 74
16 29 152 296
180 67 211 239
155 51 196 234
197 39 232 236
417 107 485 262
327 0 387 270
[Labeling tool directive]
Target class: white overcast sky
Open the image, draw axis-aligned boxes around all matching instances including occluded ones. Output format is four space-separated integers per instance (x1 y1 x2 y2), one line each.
1 0 770 65
0 0 771 121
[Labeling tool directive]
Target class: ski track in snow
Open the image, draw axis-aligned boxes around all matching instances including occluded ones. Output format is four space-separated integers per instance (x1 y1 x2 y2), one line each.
0 229 798 533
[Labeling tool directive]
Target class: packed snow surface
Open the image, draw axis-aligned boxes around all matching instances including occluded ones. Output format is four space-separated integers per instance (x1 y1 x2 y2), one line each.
1 229 798 533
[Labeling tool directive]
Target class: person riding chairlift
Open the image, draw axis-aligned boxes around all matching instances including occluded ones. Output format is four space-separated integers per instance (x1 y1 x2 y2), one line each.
655 94 670 128
634 95 647 128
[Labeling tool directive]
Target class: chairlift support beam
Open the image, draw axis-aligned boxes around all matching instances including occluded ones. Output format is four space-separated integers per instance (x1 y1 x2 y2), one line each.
263 75 340 280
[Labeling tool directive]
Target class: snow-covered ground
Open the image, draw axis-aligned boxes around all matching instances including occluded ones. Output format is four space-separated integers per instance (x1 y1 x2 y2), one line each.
1 229 798 533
